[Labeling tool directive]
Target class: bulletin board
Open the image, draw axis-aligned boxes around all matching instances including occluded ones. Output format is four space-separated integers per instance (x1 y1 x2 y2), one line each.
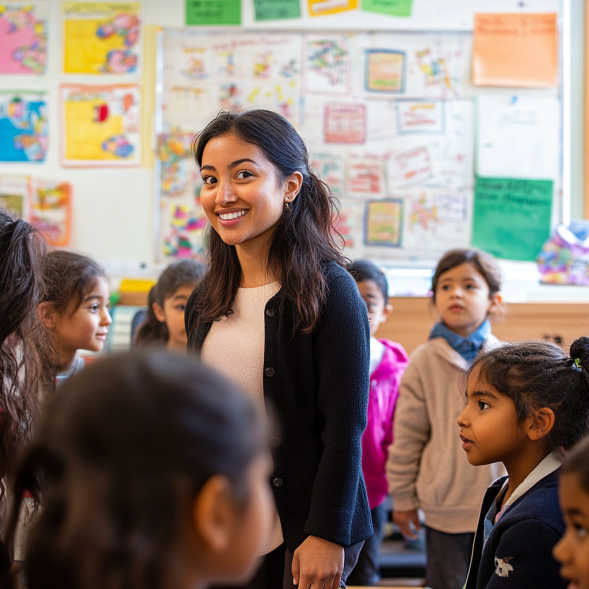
154 26 562 264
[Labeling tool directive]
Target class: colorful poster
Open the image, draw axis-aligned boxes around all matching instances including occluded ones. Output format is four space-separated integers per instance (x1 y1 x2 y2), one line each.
0 175 29 218
365 50 405 93
0 3 48 74
386 146 433 189
324 103 366 144
158 132 202 198
310 152 345 197
401 189 471 253
333 199 363 256
365 199 403 247
61 84 141 167
0 91 48 162
62 2 141 74
362 0 412 17
476 96 559 181
304 35 351 95
186 0 241 25
30 179 72 246
162 204 207 258
473 13 558 88
253 0 300 21
397 100 445 134
308 0 357 16
472 177 553 261
348 155 384 197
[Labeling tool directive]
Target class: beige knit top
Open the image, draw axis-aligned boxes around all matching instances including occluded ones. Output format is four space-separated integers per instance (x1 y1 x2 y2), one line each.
201 281 283 555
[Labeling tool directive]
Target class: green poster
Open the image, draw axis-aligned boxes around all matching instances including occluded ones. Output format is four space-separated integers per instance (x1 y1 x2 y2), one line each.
186 0 241 25
253 0 300 20
472 177 553 261
362 0 412 17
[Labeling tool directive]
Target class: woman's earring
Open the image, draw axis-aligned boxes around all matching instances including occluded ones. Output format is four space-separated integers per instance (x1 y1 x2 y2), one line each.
284 199 291 212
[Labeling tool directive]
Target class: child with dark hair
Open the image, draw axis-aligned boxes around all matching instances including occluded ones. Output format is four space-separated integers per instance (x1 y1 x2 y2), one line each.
135 259 206 351
460 337 589 589
553 434 589 589
0 210 45 570
2 350 273 589
387 248 505 589
346 260 408 586
37 251 111 387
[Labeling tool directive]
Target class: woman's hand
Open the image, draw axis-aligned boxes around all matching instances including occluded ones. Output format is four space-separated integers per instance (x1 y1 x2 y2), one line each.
393 508 421 540
292 535 344 588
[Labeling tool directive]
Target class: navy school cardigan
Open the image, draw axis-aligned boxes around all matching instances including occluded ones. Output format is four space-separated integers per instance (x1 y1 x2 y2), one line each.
185 262 373 552
465 472 566 589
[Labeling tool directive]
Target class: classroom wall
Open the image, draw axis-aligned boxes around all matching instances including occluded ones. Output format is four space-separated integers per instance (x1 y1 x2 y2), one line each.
0 0 562 269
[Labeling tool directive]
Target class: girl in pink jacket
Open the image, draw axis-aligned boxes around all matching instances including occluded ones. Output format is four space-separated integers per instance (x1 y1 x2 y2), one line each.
347 260 409 586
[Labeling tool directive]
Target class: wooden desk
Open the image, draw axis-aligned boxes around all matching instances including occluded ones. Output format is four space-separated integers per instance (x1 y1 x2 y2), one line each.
375 298 589 355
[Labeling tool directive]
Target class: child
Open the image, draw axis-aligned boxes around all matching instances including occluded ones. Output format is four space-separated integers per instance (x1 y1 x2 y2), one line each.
135 259 206 351
387 248 504 589
347 260 409 587
37 251 111 388
553 433 589 589
0 210 45 569
2 350 273 589
460 338 589 589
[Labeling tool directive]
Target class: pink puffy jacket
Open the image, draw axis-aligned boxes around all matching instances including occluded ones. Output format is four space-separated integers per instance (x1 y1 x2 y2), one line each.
362 339 409 509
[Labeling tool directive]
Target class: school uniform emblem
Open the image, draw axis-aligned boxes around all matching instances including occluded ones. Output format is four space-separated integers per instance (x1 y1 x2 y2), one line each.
494 556 514 577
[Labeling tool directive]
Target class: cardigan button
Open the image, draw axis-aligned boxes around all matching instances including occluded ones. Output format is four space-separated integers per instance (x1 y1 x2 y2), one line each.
269 437 281 449
265 367 275 377
266 308 275 317
273 477 283 488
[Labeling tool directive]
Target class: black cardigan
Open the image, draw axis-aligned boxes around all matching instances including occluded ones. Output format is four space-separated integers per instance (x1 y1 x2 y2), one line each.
185 262 373 551
465 472 566 589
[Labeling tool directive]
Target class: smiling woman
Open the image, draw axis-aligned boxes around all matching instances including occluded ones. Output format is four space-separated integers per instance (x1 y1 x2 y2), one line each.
185 109 373 589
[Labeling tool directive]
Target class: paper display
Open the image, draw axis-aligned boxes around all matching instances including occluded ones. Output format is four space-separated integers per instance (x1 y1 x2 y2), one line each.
0 3 48 74
334 199 363 257
473 13 558 88
365 50 405 93
362 0 412 17
476 96 559 180
304 35 351 95
310 152 345 197
365 200 403 247
63 2 141 74
186 0 241 25
324 103 366 144
308 0 357 16
397 100 445 134
253 0 301 21
61 84 141 167
29 179 72 246
472 177 553 261
348 155 385 197
0 91 48 162
0 175 29 218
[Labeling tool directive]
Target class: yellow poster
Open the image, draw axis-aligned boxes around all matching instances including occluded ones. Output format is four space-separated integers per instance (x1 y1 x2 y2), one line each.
308 0 357 17
62 2 141 74
61 84 141 167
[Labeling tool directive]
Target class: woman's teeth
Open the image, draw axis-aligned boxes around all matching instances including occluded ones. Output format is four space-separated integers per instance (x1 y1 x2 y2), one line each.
219 210 247 220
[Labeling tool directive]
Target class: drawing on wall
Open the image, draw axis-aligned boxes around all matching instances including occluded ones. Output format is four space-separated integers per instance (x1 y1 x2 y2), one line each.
386 145 433 189
365 50 405 93
348 155 385 197
0 91 48 162
0 175 29 217
333 199 363 256
324 103 366 144
0 3 48 74
365 199 403 247
63 2 141 74
311 152 345 197
61 84 141 167
162 204 207 259
158 133 195 197
397 100 445 134
30 179 72 246
308 0 357 17
304 35 351 95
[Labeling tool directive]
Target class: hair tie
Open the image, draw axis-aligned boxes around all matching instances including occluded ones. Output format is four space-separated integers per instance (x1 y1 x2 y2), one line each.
573 358 583 371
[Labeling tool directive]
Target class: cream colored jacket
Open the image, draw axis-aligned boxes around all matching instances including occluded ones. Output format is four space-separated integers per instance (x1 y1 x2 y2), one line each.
386 336 505 534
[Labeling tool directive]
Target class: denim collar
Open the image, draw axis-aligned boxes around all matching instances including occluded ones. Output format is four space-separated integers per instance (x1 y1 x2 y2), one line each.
429 319 491 362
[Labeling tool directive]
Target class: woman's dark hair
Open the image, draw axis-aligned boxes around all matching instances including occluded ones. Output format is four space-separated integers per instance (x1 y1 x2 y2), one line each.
347 260 388 303
192 109 346 333
135 260 206 347
561 435 589 493
432 248 502 304
3 351 264 589
469 337 589 456
40 250 106 315
0 210 45 501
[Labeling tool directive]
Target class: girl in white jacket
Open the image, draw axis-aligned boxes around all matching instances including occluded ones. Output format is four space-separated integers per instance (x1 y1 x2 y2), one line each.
387 249 505 589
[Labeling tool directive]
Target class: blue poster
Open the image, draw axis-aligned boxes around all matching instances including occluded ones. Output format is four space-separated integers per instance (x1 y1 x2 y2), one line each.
0 91 48 162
